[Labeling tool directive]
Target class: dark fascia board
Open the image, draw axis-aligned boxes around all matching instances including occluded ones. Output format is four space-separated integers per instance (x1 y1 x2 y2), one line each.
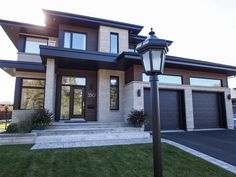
0 19 45 30
43 9 143 34
0 60 45 72
117 52 236 75
40 45 118 63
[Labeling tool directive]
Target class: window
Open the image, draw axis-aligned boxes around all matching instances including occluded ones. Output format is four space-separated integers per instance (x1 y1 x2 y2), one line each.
25 37 48 54
64 32 86 50
142 73 182 85
62 76 86 86
110 76 119 110
190 77 222 87
110 33 119 54
20 79 45 109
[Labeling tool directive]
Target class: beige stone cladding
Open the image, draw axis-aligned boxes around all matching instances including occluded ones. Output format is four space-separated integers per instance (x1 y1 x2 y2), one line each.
98 26 128 53
97 69 125 122
12 110 35 123
16 71 46 78
17 53 42 63
123 82 144 122
125 81 234 130
44 59 56 116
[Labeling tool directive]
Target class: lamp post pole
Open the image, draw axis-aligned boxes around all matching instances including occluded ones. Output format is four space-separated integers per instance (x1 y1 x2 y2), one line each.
150 75 162 177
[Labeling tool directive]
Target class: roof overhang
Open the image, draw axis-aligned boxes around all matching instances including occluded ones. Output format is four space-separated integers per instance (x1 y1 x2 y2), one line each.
43 9 143 35
0 60 45 76
0 19 57 50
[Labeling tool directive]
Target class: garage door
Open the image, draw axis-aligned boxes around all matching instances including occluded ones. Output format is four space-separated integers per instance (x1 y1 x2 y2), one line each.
144 89 185 131
192 91 226 129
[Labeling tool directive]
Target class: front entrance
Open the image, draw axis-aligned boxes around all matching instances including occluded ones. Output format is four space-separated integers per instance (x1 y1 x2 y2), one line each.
70 86 85 118
60 76 86 120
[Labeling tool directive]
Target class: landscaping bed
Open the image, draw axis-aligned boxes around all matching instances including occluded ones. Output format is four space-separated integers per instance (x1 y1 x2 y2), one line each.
0 143 234 177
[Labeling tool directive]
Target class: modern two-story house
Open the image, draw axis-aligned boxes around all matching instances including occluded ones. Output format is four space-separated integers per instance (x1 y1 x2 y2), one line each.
0 9 235 131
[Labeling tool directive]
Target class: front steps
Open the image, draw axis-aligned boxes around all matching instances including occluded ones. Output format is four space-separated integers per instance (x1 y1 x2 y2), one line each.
31 122 151 150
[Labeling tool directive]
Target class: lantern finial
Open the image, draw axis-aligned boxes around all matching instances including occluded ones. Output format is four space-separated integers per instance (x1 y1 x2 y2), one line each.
149 28 155 36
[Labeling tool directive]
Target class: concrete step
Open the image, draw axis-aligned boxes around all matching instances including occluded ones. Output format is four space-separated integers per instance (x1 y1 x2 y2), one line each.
33 127 143 136
50 122 130 129
35 132 151 144
31 138 152 150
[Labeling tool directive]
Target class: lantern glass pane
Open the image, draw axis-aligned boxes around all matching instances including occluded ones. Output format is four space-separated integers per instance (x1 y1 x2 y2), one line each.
142 51 151 72
151 50 162 71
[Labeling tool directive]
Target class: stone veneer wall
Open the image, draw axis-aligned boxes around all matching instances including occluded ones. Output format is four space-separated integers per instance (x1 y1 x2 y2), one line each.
124 81 234 130
98 25 128 53
97 69 125 122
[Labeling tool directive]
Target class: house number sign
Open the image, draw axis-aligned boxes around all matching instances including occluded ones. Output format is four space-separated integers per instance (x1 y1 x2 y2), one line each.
88 93 96 98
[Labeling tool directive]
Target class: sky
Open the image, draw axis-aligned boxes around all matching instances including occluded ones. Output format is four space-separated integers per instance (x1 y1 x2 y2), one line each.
0 0 236 102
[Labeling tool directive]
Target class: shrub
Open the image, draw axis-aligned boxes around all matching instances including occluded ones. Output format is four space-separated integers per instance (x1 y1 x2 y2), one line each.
32 109 53 129
127 109 147 127
17 119 32 133
6 123 18 133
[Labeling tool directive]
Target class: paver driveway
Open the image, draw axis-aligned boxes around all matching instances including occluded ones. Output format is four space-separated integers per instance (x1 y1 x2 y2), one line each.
162 130 236 166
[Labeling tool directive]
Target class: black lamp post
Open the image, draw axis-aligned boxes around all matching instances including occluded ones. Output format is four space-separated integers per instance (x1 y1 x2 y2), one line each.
136 28 172 177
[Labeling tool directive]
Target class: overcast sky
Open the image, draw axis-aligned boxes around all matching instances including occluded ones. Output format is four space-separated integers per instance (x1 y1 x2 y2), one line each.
0 0 236 102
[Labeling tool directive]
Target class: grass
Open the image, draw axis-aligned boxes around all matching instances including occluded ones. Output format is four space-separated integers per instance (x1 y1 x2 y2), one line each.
0 144 235 177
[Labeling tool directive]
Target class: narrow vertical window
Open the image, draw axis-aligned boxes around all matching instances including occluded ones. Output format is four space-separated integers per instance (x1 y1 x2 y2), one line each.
110 76 119 110
64 32 71 48
110 33 119 54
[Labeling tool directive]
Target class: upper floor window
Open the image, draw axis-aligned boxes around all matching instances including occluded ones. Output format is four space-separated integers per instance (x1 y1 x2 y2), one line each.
190 77 222 87
142 73 182 85
25 37 48 54
64 32 86 50
110 33 119 54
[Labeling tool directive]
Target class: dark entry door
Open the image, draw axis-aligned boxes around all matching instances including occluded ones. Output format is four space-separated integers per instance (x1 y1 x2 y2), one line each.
192 91 226 129
144 89 185 131
70 87 85 118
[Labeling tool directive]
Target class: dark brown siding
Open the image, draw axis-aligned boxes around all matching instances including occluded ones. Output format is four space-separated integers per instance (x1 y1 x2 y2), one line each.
126 64 228 87
56 68 97 121
59 24 98 51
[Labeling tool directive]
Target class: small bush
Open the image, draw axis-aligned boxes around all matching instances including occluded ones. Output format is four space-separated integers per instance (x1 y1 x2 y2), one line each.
17 119 32 133
32 109 53 129
127 109 147 127
6 123 18 133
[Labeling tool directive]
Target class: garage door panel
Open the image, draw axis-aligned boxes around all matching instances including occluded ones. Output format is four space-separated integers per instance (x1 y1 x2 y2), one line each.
192 91 225 129
144 89 185 131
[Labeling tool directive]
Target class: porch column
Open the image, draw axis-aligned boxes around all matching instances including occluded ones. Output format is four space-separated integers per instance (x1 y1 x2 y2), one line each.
184 87 195 131
44 58 56 117
224 88 234 129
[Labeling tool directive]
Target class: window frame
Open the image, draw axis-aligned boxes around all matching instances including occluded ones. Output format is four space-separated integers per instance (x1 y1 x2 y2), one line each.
189 77 222 87
63 31 87 50
24 36 48 54
110 32 119 54
20 78 46 110
110 76 119 110
142 73 183 85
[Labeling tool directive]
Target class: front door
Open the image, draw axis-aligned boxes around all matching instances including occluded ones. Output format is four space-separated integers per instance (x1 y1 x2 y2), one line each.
70 86 85 118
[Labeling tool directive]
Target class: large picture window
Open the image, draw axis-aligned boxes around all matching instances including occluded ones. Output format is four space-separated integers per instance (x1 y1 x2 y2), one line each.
64 32 86 50
110 76 119 110
25 37 48 54
110 33 119 54
20 79 45 109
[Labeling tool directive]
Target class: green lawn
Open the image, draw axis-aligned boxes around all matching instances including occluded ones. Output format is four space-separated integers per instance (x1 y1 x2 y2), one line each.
0 144 234 177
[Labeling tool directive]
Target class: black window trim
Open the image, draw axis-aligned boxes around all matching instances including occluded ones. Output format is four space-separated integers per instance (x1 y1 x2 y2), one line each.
64 31 87 50
110 76 119 110
20 78 46 110
110 32 119 54
189 77 222 87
